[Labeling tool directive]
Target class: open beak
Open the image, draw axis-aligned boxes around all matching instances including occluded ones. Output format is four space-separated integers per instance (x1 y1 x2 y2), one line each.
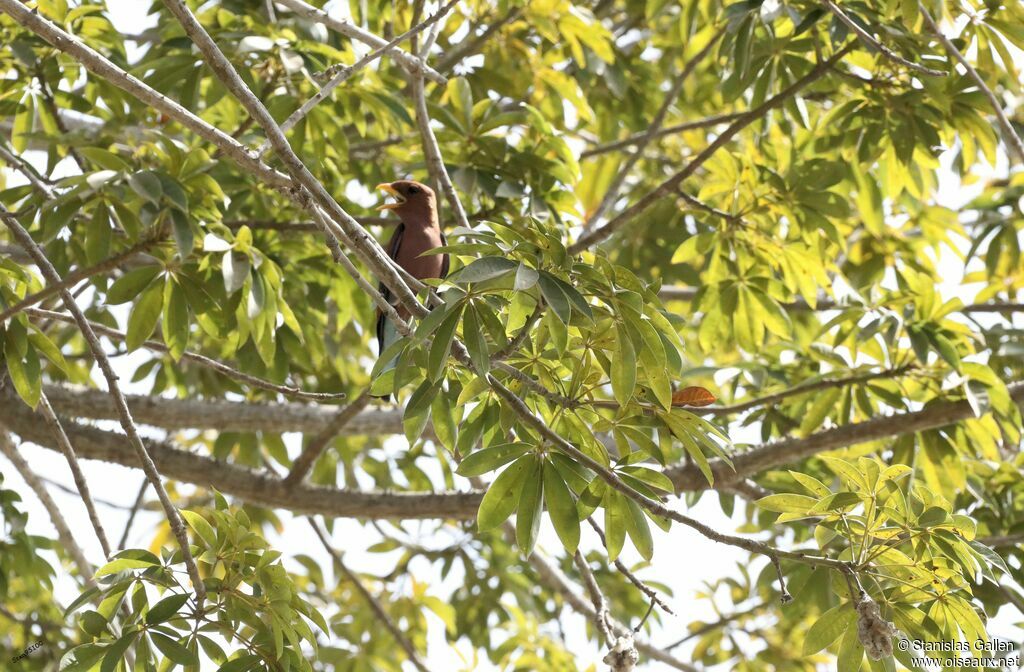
375 183 405 211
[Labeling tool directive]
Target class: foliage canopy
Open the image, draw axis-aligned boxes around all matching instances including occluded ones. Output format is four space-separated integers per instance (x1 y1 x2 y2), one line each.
0 0 1023 670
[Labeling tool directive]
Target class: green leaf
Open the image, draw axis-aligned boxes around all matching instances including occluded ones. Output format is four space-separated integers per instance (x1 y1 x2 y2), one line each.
145 593 189 625
457 443 532 477
100 630 138 672
126 278 164 351
95 557 159 576
604 491 628 562
542 461 580 554
162 278 189 361
169 209 193 258
611 323 636 405
128 170 163 204
516 458 543 556
150 632 198 667
917 506 948 527
623 498 653 561
803 603 858 655
514 262 539 290
5 336 41 408
447 256 517 284
181 510 218 548
463 303 490 374
427 303 464 381
217 655 263 672
538 272 571 323
757 493 819 513
105 266 162 305
85 205 112 265
477 455 532 531
836 617 864 672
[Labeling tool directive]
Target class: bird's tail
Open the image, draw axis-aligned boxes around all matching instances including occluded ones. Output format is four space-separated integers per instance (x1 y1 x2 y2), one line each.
373 311 400 400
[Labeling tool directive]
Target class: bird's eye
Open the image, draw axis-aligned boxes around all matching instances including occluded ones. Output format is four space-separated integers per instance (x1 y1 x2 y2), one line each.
408 186 420 195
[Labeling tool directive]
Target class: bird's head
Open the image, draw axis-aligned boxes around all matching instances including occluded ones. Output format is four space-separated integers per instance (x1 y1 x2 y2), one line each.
375 180 437 225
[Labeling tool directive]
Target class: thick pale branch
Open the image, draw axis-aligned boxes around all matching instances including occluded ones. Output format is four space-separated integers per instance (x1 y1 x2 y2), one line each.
665 380 1024 491
0 398 481 520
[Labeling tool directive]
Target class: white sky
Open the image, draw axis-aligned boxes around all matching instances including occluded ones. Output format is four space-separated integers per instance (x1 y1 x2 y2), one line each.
2 1 1022 671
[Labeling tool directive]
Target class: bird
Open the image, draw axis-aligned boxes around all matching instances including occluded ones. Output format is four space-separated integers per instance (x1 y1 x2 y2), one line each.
373 180 449 388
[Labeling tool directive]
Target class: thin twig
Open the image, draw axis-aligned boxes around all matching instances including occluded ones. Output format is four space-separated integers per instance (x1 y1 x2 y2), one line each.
118 479 149 550
574 552 614 646
0 230 165 323
586 517 675 616
258 0 459 157
580 113 743 159
274 0 446 84
411 75 470 229
37 392 113 559
488 375 850 572
920 5 1024 165
25 307 348 402
309 518 433 672
284 389 373 486
0 430 96 586
822 0 946 77
587 27 725 225
1 209 206 607
569 43 856 253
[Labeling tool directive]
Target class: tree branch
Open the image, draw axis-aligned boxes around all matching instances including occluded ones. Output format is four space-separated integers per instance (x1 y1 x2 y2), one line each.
309 518 433 672
665 380 1024 492
527 549 698 672
284 390 373 487
568 43 855 253
411 75 470 229
0 230 164 323
919 5 1024 165
26 307 348 402
821 0 946 77
1 209 206 606
274 0 447 85
1 398 481 520
258 0 458 157
0 0 291 189
37 391 112 559
0 430 96 587
587 27 725 226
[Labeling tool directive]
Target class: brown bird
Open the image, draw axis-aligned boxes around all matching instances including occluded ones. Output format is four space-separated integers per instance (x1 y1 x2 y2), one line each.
374 180 449 381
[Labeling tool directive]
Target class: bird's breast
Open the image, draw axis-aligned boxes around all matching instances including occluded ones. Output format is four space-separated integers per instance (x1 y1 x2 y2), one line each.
395 227 446 281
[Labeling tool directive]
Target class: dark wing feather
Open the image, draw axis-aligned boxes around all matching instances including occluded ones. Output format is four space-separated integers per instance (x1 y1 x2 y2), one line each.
376 223 405 353
439 231 450 279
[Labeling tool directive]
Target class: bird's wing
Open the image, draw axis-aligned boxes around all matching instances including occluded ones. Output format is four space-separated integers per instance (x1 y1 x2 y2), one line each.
377 223 405 305
439 231 450 279
376 223 405 353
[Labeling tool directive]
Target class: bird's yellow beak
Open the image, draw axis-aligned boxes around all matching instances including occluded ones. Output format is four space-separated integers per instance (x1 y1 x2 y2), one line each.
375 183 404 211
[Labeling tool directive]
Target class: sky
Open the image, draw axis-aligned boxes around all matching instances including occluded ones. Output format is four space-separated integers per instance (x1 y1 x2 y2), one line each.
2 1 1023 671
